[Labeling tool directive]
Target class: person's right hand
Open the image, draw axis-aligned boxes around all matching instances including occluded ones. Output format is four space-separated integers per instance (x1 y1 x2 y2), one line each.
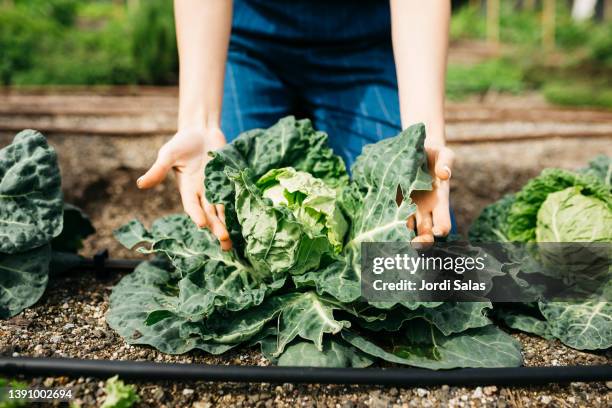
136 127 232 251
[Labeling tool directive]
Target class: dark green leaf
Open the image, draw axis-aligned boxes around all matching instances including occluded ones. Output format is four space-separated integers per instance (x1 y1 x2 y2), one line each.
342 322 523 370
51 203 95 253
0 245 50 318
0 130 63 253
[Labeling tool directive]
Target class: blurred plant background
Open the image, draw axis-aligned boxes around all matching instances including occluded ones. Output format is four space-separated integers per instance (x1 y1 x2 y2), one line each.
0 0 176 86
448 0 612 108
0 0 611 108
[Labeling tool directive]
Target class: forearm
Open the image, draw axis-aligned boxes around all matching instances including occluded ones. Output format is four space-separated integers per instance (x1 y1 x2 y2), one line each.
175 0 232 131
390 0 450 147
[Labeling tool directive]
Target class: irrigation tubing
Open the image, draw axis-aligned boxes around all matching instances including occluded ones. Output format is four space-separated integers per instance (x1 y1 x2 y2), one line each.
1 358 611 386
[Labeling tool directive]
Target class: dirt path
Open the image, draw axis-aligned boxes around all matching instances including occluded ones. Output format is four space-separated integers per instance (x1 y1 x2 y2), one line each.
1 88 611 407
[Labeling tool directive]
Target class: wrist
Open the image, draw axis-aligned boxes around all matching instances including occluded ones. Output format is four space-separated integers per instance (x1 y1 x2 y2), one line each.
401 111 445 146
424 128 446 149
178 114 222 133
177 94 222 132
413 120 446 148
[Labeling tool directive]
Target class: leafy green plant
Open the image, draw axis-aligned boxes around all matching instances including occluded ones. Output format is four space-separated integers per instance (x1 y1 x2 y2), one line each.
129 0 178 85
12 19 136 86
446 59 525 99
470 156 612 350
108 116 523 368
0 130 95 319
0 378 27 408
101 376 139 408
15 0 79 27
543 82 612 109
0 6 59 85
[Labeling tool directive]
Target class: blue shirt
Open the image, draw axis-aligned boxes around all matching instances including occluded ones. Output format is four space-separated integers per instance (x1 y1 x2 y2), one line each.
232 0 391 43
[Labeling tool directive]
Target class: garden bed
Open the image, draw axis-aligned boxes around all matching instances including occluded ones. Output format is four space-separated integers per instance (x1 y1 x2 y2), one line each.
1 90 611 407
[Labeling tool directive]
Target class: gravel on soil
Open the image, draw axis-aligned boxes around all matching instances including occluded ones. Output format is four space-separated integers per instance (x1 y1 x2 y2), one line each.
1 91 611 406
2 280 611 408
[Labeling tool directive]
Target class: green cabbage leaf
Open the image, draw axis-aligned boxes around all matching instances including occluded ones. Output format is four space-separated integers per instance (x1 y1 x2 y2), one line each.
110 117 523 368
470 156 612 350
0 131 94 319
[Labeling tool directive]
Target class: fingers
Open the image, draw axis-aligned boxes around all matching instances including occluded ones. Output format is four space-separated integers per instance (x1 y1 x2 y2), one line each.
411 208 434 246
180 189 208 229
203 200 232 251
215 204 226 225
432 179 452 237
434 148 454 181
203 202 229 240
137 147 174 189
407 214 415 231
432 204 452 238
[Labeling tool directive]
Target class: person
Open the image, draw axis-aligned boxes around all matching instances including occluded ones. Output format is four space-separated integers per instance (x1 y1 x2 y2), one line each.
137 0 455 251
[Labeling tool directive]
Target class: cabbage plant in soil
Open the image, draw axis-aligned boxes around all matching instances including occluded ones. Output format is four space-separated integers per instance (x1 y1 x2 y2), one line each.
109 117 522 368
470 155 612 350
0 130 95 319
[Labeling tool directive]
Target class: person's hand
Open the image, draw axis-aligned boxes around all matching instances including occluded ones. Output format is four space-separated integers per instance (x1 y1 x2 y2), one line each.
408 145 454 244
137 127 232 251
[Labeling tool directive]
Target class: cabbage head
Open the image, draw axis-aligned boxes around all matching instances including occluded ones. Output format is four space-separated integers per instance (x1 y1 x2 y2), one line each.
536 186 612 243
470 156 612 351
257 167 348 253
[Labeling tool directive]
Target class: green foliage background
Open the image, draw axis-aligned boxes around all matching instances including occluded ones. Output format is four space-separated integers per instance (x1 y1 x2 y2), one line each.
448 2 612 106
0 1 611 107
0 0 176 85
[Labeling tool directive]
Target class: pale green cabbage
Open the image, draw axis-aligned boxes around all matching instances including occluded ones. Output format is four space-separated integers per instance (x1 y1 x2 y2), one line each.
257 167 348 253
536 186 612 242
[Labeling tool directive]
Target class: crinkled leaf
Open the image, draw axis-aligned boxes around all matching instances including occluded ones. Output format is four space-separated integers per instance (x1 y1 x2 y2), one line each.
0 130 63 253
273 292 350 356
538 300 612 350
113 216 285 318
0 245 50 318
230 169 332 278
506 168 611 242
342 123 432 276
51 203 95 253
580 155 611 186
492 306 554 340
205 291 350 355
105 261 237 355
292 259 361 303
345 123 432 244
266 338 375 368
205 117 347 253
173 260 285 319
114 215 249 275
342 322 523 370
257 167 348 252
359 302 492 336
468 194 515 242
113 219 152 250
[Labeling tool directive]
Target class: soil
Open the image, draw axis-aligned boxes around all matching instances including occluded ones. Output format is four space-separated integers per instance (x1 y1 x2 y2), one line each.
1 89 611 407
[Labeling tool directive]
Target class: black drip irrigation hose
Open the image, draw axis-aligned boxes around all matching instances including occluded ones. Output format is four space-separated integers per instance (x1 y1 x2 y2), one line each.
70 250 140 279
1 358 611 386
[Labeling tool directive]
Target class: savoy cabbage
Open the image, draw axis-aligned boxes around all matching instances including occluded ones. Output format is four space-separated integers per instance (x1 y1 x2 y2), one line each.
109 116 522 368
0 130 94 319
470 156 612 350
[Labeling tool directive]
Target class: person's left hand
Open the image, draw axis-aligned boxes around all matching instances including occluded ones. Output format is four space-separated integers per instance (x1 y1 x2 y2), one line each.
408 145 454 244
